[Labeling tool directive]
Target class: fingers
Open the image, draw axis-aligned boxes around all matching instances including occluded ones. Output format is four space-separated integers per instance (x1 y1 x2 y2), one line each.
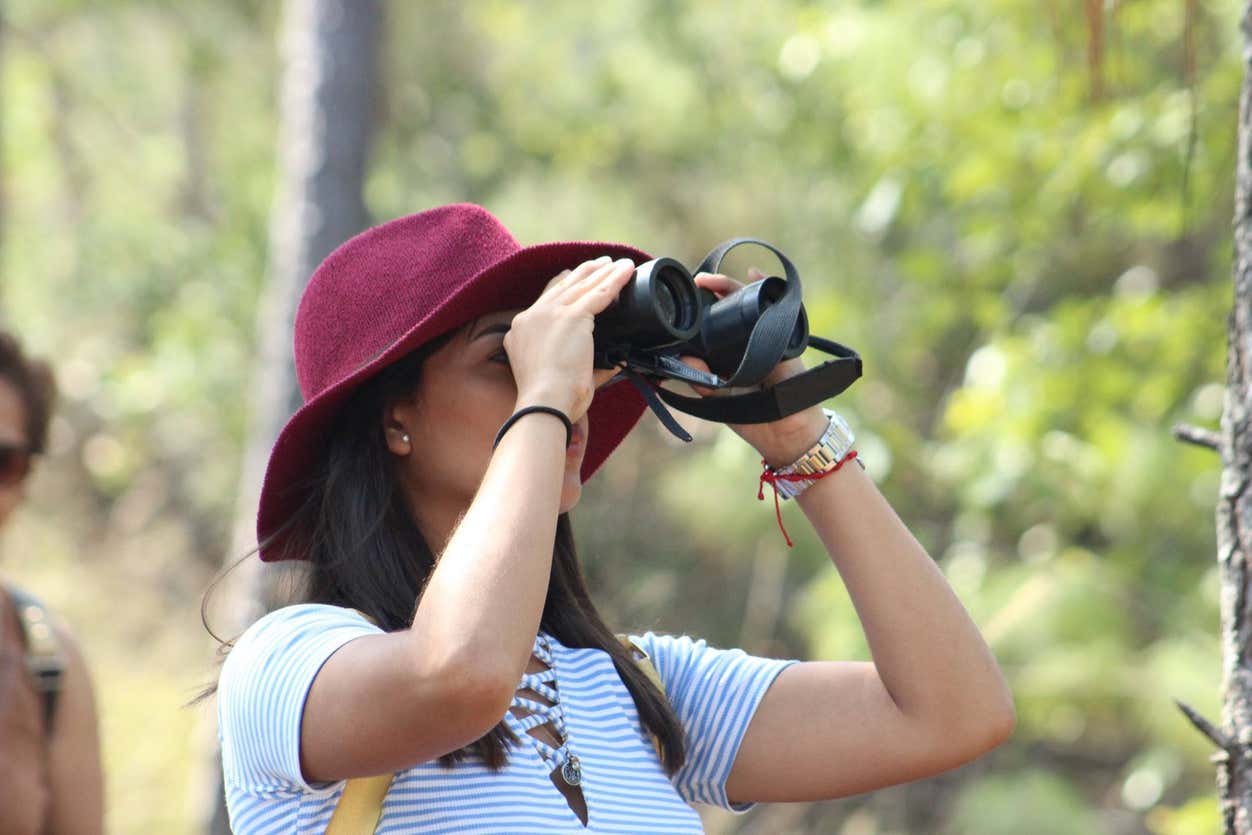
694 271 746 298
564 257 635 313
678 355 720 398
592 364 624 389
541 255 613 297
541 269 572 294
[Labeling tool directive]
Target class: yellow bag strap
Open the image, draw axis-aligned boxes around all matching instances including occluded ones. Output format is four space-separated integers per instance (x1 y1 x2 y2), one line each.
620 635 666 696
325 774 393 835
326 635 666 834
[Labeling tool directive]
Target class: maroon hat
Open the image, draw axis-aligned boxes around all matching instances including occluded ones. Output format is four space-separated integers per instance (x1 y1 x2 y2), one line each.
256 203 651 561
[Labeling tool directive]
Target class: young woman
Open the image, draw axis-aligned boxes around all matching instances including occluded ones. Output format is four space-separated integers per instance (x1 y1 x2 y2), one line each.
213 204 1014 833
0 331 103 835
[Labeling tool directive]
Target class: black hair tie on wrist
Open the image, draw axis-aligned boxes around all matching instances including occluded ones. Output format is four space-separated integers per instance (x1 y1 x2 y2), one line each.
493 405 574 450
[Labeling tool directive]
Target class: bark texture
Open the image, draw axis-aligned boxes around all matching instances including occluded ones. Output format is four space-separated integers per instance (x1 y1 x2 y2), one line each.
193 2 379 831
1217 5 1252 831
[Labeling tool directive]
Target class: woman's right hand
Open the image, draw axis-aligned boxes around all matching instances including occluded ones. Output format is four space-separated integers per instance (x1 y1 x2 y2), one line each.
503 255 636 420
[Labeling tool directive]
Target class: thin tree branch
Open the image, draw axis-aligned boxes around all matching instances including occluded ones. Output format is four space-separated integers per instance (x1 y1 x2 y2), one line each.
1175 422 1221 450
1177 699 1232 750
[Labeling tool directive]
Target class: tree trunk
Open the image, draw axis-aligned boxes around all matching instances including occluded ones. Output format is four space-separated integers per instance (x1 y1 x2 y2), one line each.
191 2 379 831
1216 4 1252 831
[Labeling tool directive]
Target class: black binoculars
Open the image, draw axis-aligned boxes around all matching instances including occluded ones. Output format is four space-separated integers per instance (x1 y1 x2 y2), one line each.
592 256 809 381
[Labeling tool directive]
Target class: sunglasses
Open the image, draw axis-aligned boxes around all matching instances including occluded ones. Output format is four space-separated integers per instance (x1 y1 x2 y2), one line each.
0 444 32 486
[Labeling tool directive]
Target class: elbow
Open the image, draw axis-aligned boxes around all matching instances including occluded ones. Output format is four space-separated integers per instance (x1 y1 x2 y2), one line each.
419 649 517 748
982 672 1017 747
976 696 1017 753
951 685 1016 762
448 662 517 737
914 683 1015 774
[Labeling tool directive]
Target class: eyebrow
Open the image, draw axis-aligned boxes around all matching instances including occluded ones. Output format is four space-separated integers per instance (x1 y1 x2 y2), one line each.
469 321 511 342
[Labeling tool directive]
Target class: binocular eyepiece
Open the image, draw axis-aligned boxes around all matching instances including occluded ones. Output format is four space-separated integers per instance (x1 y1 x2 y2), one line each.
593 257 809 381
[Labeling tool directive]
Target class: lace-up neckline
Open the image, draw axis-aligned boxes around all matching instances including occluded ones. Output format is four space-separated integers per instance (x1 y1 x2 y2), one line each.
504 633 583 787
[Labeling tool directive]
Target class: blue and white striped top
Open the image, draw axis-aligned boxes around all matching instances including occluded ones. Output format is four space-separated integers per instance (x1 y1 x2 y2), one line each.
217 604 795 834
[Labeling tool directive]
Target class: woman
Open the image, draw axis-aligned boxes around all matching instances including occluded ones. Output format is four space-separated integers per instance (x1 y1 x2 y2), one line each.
0 331 103 835
214 204 1014 833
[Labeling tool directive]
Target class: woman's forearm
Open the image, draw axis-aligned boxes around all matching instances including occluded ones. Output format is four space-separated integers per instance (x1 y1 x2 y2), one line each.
408 415 566 694
796 463 1014 734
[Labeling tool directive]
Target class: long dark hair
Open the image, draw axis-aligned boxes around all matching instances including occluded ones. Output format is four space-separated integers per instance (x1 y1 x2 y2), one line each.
251 332 686 773
0 330 56 453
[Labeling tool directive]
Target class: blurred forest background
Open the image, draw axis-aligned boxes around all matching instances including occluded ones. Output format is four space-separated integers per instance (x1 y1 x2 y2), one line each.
0 0 1241 833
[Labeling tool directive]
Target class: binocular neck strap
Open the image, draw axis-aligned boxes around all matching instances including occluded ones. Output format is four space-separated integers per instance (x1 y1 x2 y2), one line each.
654 337 862 426
622 369 695 442
617 337 863 443
695 237 804 389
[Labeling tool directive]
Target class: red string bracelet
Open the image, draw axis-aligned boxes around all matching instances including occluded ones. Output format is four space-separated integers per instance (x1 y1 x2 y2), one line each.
758 450 859 547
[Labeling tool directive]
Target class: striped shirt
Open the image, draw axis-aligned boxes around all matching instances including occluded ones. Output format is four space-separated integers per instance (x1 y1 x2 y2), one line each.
217 604 795 834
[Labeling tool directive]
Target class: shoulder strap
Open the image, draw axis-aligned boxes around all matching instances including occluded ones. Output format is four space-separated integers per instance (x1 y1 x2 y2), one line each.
619 634 669 764
5 585 65 736
618 634 665 697
326 774 394 835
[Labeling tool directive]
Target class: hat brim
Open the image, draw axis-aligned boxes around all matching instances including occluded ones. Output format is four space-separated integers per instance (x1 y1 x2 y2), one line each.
256 240 653 562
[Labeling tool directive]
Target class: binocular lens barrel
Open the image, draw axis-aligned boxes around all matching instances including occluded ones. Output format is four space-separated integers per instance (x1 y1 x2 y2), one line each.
594 258 702 348
592 255 809 384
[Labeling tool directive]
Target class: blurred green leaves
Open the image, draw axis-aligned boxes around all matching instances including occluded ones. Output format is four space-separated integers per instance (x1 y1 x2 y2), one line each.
0 0 1242 832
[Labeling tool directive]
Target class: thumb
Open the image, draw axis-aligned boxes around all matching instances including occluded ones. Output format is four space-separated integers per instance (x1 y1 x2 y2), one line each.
593 363 627 389
678 355 718 398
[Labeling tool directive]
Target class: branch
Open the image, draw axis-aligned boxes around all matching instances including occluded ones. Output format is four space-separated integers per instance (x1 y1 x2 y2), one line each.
1176 699 1231 750
1174 422 1221 451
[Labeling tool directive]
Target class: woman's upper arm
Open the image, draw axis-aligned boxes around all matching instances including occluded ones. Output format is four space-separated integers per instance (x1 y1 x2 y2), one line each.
297 624 512 782
218 605 509 790
725 660 1011 804
45 625 103 835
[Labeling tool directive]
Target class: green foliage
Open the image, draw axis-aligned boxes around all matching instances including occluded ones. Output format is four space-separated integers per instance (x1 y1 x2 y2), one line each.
948 771 1103 835
0 0 1242 832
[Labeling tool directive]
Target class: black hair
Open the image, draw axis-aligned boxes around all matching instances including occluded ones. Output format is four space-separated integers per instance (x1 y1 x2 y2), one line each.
227 331 686 773
0 330 56 453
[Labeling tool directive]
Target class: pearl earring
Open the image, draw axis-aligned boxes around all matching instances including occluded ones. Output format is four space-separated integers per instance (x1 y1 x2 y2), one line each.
401 434 410 444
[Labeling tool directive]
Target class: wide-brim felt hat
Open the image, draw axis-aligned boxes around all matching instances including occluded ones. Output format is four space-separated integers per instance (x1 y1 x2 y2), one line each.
257 203 652 562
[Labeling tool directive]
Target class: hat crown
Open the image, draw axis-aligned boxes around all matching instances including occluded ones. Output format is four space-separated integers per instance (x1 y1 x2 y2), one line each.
293 203 521 400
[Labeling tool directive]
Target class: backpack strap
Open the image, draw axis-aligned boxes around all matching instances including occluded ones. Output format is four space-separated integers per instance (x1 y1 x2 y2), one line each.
5 585 64 736
618 634 669 763
325 774 393 835
618 634 665 697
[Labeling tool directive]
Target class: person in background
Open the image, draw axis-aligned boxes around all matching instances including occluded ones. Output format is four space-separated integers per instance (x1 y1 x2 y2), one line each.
0 330 104 835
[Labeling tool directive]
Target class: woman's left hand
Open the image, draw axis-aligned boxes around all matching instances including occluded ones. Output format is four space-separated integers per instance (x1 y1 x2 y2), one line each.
680 269 830 469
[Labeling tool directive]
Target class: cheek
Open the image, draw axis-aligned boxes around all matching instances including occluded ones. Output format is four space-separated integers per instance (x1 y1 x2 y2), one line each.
410 376 516 482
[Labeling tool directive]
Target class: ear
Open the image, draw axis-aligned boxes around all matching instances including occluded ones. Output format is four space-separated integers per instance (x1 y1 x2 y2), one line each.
382 400 415 456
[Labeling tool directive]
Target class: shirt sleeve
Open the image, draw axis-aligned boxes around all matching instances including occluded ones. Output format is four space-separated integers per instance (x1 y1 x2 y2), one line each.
217 603 381 795
631 632 797 812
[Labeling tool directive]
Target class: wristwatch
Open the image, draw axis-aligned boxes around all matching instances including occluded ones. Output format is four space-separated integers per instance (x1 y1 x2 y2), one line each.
766 409 860 500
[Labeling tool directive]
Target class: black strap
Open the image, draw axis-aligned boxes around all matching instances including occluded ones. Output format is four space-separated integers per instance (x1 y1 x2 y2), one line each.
692 238 805 389
655 337 862 425
493 405 574 450
624 370 693 442
5 585 64 736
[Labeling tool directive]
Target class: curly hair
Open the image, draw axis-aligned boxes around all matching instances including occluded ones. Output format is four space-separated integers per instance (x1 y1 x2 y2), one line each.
0 331 57 453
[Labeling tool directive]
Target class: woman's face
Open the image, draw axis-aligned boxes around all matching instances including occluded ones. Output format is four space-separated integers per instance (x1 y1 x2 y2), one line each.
387 309 590 547
0 378 30 529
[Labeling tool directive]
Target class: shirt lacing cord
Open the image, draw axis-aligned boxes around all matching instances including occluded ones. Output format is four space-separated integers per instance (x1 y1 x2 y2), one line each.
505 634 583 786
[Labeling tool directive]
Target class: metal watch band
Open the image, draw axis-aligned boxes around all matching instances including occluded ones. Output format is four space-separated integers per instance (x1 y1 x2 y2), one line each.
768 409 858 500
